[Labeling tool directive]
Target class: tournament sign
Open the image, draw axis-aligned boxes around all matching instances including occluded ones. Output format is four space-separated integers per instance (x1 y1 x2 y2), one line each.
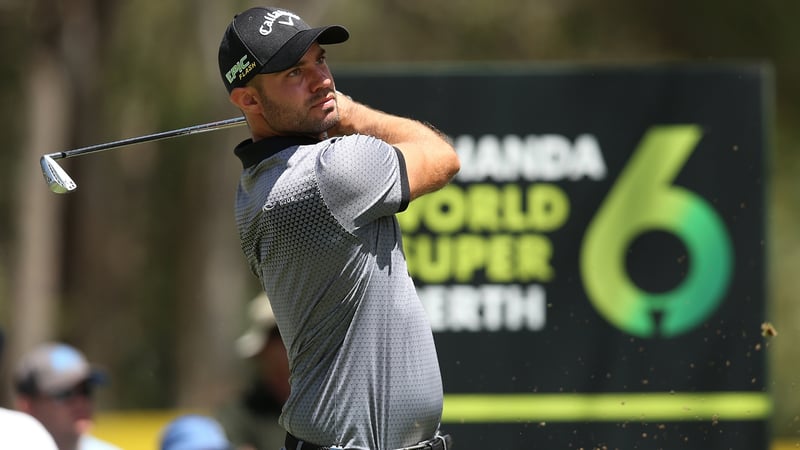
336 64 771 450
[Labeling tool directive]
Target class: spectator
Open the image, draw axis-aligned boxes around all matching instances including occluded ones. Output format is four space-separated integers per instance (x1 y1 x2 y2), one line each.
0 329 58 449
160 414 232 450
216 292 289 450
13 342 122 450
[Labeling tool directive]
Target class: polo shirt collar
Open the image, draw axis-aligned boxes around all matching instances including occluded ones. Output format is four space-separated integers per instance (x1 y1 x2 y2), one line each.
234 135 320 169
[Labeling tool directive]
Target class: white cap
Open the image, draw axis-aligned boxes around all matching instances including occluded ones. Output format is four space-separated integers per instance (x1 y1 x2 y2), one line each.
235 292 277 358
14 342 107 395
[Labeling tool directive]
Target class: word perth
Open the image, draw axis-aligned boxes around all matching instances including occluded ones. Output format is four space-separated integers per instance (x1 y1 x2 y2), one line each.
404 132 607 333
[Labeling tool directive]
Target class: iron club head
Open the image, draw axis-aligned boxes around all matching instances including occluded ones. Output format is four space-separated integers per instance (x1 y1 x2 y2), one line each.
38 117 245 194
40 154 77 194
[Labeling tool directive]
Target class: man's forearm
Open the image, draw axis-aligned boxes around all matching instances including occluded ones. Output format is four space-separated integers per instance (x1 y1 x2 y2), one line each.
330 91 460 199
330 93 443 146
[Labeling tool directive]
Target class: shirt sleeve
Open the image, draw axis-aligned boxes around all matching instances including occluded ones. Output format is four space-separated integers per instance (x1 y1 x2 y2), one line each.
316 134 410 233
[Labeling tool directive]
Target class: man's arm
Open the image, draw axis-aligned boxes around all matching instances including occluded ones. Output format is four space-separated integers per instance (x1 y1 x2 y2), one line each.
328 91 460 200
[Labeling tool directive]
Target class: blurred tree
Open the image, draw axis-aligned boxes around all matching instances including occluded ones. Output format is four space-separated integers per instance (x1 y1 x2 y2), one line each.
3 0 84 403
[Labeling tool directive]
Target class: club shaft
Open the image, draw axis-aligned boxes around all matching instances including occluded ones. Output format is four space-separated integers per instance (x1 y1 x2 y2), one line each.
45 116 246 160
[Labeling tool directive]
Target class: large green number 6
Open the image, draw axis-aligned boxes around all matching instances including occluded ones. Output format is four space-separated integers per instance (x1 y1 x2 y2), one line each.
580 125 733 337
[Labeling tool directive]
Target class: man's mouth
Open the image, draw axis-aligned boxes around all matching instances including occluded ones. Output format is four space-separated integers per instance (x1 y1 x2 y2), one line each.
312 93 336 110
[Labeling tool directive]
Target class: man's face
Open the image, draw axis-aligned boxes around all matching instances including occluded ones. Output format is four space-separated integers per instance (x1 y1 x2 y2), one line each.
19 381 94 447
251 42 339 137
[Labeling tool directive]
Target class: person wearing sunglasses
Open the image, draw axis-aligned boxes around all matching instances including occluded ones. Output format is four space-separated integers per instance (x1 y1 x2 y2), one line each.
12 342 121 450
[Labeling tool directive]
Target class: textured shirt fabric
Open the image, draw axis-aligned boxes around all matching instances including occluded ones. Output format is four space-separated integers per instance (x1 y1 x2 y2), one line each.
233 134 443 450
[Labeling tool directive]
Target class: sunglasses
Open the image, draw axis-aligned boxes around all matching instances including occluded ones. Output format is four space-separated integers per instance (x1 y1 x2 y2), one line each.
48 382 94 401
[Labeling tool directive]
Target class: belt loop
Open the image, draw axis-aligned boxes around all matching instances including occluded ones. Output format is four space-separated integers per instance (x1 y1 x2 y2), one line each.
434 434 447 450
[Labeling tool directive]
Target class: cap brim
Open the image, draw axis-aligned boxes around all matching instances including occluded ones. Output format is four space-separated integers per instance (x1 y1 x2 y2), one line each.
87 367 108 386
235 328 267 359
261 25 349 74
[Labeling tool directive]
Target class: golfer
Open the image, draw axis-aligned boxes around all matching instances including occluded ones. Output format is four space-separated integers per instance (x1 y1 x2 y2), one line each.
218 6 459 450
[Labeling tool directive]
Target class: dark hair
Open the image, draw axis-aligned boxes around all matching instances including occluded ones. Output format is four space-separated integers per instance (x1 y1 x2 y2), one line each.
14 373 39 395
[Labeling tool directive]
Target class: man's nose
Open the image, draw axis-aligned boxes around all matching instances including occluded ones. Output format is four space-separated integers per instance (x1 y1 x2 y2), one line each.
311 67 332 91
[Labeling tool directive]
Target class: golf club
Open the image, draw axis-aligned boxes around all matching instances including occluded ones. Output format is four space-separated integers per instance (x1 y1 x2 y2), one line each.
40 116 246 194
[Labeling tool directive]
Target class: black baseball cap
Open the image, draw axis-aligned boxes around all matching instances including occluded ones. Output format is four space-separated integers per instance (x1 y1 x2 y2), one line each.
218 6 349 92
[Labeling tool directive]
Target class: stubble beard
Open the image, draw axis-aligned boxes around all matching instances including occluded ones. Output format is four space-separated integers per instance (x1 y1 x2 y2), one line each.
260 90 339 138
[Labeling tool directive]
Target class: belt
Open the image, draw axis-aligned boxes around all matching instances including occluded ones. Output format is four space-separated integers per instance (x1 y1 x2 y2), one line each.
285 432 453 450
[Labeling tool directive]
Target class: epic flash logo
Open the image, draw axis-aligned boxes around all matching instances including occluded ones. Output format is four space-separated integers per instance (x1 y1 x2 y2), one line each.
580 125 733 338
225 55 256 84
259 10 300 35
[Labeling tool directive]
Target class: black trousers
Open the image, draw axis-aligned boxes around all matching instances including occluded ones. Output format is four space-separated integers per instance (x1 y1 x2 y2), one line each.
284 432 453 450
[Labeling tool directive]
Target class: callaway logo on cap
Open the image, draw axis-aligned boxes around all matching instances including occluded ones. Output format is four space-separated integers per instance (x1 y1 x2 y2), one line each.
218 6 349 92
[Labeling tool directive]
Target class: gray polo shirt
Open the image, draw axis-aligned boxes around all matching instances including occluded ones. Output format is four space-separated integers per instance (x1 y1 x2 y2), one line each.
234 134 443 450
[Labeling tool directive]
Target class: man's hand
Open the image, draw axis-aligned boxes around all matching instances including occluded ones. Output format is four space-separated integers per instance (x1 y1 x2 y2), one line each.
325 90 460 200
327 91 354 138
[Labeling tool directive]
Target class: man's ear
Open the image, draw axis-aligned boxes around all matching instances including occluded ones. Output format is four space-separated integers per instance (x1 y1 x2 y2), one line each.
229 86 262 114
